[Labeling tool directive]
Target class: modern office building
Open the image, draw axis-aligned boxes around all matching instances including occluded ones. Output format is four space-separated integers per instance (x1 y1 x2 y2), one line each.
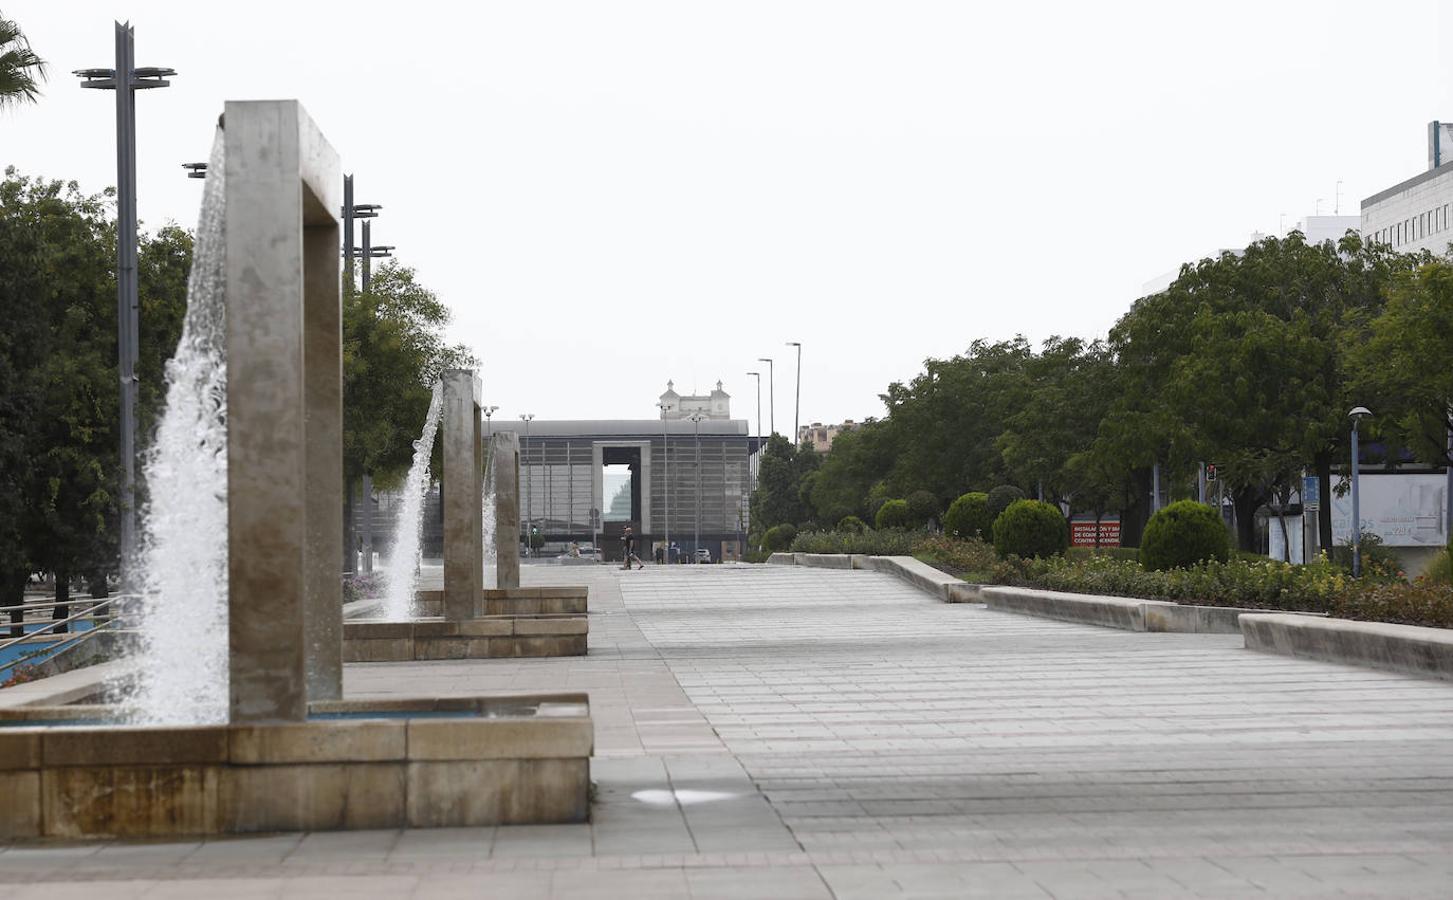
1362 121 1453 255
490 383 758 561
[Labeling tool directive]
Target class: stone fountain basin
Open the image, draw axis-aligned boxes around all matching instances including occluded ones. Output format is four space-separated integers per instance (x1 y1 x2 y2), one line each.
344 614 588 662
0 693 592 839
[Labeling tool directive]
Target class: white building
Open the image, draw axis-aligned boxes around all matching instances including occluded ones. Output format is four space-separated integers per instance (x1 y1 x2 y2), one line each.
1361 121 1453 255
658 380 731 420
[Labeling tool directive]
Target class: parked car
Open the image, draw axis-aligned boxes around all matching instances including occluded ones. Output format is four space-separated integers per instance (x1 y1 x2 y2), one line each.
695 548 712 564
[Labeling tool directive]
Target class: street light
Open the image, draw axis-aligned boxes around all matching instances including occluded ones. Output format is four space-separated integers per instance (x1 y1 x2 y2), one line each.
757 357 775 436
520 414 534 555
745 371 762 528
182 162 207 179
1349 406 1372 577
340 174 385 293
75 21 175 587
787 341 802 447
483 405 499 441
689 412 704 562
657 402 671 564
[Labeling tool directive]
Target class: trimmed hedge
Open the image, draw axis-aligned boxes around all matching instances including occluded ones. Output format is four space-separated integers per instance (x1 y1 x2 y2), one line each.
992 499 1068 559
1139 500 1230 571
836 515 868 534
875 498 910 529
790 528 917 556
943 492 992 541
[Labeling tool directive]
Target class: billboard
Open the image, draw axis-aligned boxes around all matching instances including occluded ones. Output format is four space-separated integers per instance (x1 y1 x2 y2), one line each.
1070 518 1121 547
1330 473 1447 547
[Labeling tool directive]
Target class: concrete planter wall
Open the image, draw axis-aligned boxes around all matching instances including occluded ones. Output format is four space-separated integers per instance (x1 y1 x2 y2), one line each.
1241 613 1453 681
0 694 592 839
343 616 588 662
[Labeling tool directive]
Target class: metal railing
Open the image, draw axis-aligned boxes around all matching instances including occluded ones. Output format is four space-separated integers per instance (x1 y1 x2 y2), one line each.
0 593 135 659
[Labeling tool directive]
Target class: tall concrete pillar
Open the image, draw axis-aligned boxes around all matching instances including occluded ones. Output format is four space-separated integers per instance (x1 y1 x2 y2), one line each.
442 370 483 621
493 432 521 590
224 100 341 722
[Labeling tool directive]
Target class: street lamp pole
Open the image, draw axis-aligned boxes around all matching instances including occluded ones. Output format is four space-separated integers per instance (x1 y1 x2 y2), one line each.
745 371 761 490
690 412 704 562
520 414 534 555
483 406 498 442
787 342 801 447
757 358 775 436
75 22 174 586
658 402 670 564
1349 407 1372 577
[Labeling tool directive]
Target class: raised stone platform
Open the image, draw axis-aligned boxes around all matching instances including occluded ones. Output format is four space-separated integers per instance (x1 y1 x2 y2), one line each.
413 586 589 618
343 615 588 662
0 693 592 839
1242 613 1453 680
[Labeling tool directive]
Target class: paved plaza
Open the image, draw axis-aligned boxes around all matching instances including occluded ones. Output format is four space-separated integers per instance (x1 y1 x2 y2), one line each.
2 564 1452 897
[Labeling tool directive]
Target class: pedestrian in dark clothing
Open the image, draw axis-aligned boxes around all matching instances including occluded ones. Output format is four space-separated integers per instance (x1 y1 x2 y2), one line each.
621 526 644 570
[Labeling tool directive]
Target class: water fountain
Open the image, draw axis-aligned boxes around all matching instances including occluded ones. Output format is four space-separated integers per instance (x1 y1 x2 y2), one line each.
342 375 588 661
0 101 591 839
379 380 444 621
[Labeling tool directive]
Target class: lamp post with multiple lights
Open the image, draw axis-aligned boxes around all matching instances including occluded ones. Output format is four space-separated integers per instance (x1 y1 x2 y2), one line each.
689 412 704 562
657 402 671 564
74 21 174 584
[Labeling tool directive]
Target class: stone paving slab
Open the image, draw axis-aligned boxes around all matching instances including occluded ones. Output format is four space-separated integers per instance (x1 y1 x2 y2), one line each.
2 564 1452 897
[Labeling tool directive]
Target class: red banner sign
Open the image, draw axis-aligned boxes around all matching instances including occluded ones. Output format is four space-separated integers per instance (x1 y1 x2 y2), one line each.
1070 519 1121 547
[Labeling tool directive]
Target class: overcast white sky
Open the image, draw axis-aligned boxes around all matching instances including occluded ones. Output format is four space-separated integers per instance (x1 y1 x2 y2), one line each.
6 1 1453 431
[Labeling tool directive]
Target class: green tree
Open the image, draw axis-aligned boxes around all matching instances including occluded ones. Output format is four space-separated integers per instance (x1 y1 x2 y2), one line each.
343 260 475 487
807 420 895 525
997 337 1115 510
0 172 159 629
1347 260 1453 472
0 16 46 110
750 434 820 531
1103 232 1419 550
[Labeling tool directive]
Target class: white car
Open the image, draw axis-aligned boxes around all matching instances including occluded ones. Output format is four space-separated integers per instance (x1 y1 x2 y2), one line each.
695 548 712 564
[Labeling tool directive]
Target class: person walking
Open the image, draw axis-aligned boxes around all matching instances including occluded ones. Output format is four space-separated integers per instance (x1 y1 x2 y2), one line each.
621 526 644 570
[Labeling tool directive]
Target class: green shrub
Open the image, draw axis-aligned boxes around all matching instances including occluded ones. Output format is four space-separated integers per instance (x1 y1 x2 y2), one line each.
943 492 992 541
906 490 939 526
790 528 917 555
986 484 1026 519
992 499 1068 559
1139 500 1230 571
913 534 997 578
1328 532 1405 579
1421 545 1453 584
762 523 798 553
875 499 910 529
1333 579 1453 628
836 515 867 534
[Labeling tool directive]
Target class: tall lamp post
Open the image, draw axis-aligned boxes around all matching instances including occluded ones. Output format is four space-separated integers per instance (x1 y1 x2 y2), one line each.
657 402 671 563
745 370 762 485
520 414 534 555
787 341 802 447
757 357 775 436
483 406 498 441
689 412 704 562
1349 406 1372 577
75 22 174 586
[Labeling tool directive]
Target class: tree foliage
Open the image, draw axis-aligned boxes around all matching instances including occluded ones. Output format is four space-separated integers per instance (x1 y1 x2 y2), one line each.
0 16 46 110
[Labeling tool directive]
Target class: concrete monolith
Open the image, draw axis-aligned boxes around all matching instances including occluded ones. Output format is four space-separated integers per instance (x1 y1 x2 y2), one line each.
493 432 521 589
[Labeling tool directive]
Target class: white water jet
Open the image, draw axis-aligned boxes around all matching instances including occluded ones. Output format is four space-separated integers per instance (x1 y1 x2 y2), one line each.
380 381 444 619
125 131 230 725
482 482 497 588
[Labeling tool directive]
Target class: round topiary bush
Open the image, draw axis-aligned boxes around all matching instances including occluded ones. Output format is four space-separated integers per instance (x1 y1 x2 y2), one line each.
1139 500 1230 571
836 515 867 534
943 492 992 541
875 498 910 529
762 523 798 553
992 499 1068 559
986 484 1026 519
